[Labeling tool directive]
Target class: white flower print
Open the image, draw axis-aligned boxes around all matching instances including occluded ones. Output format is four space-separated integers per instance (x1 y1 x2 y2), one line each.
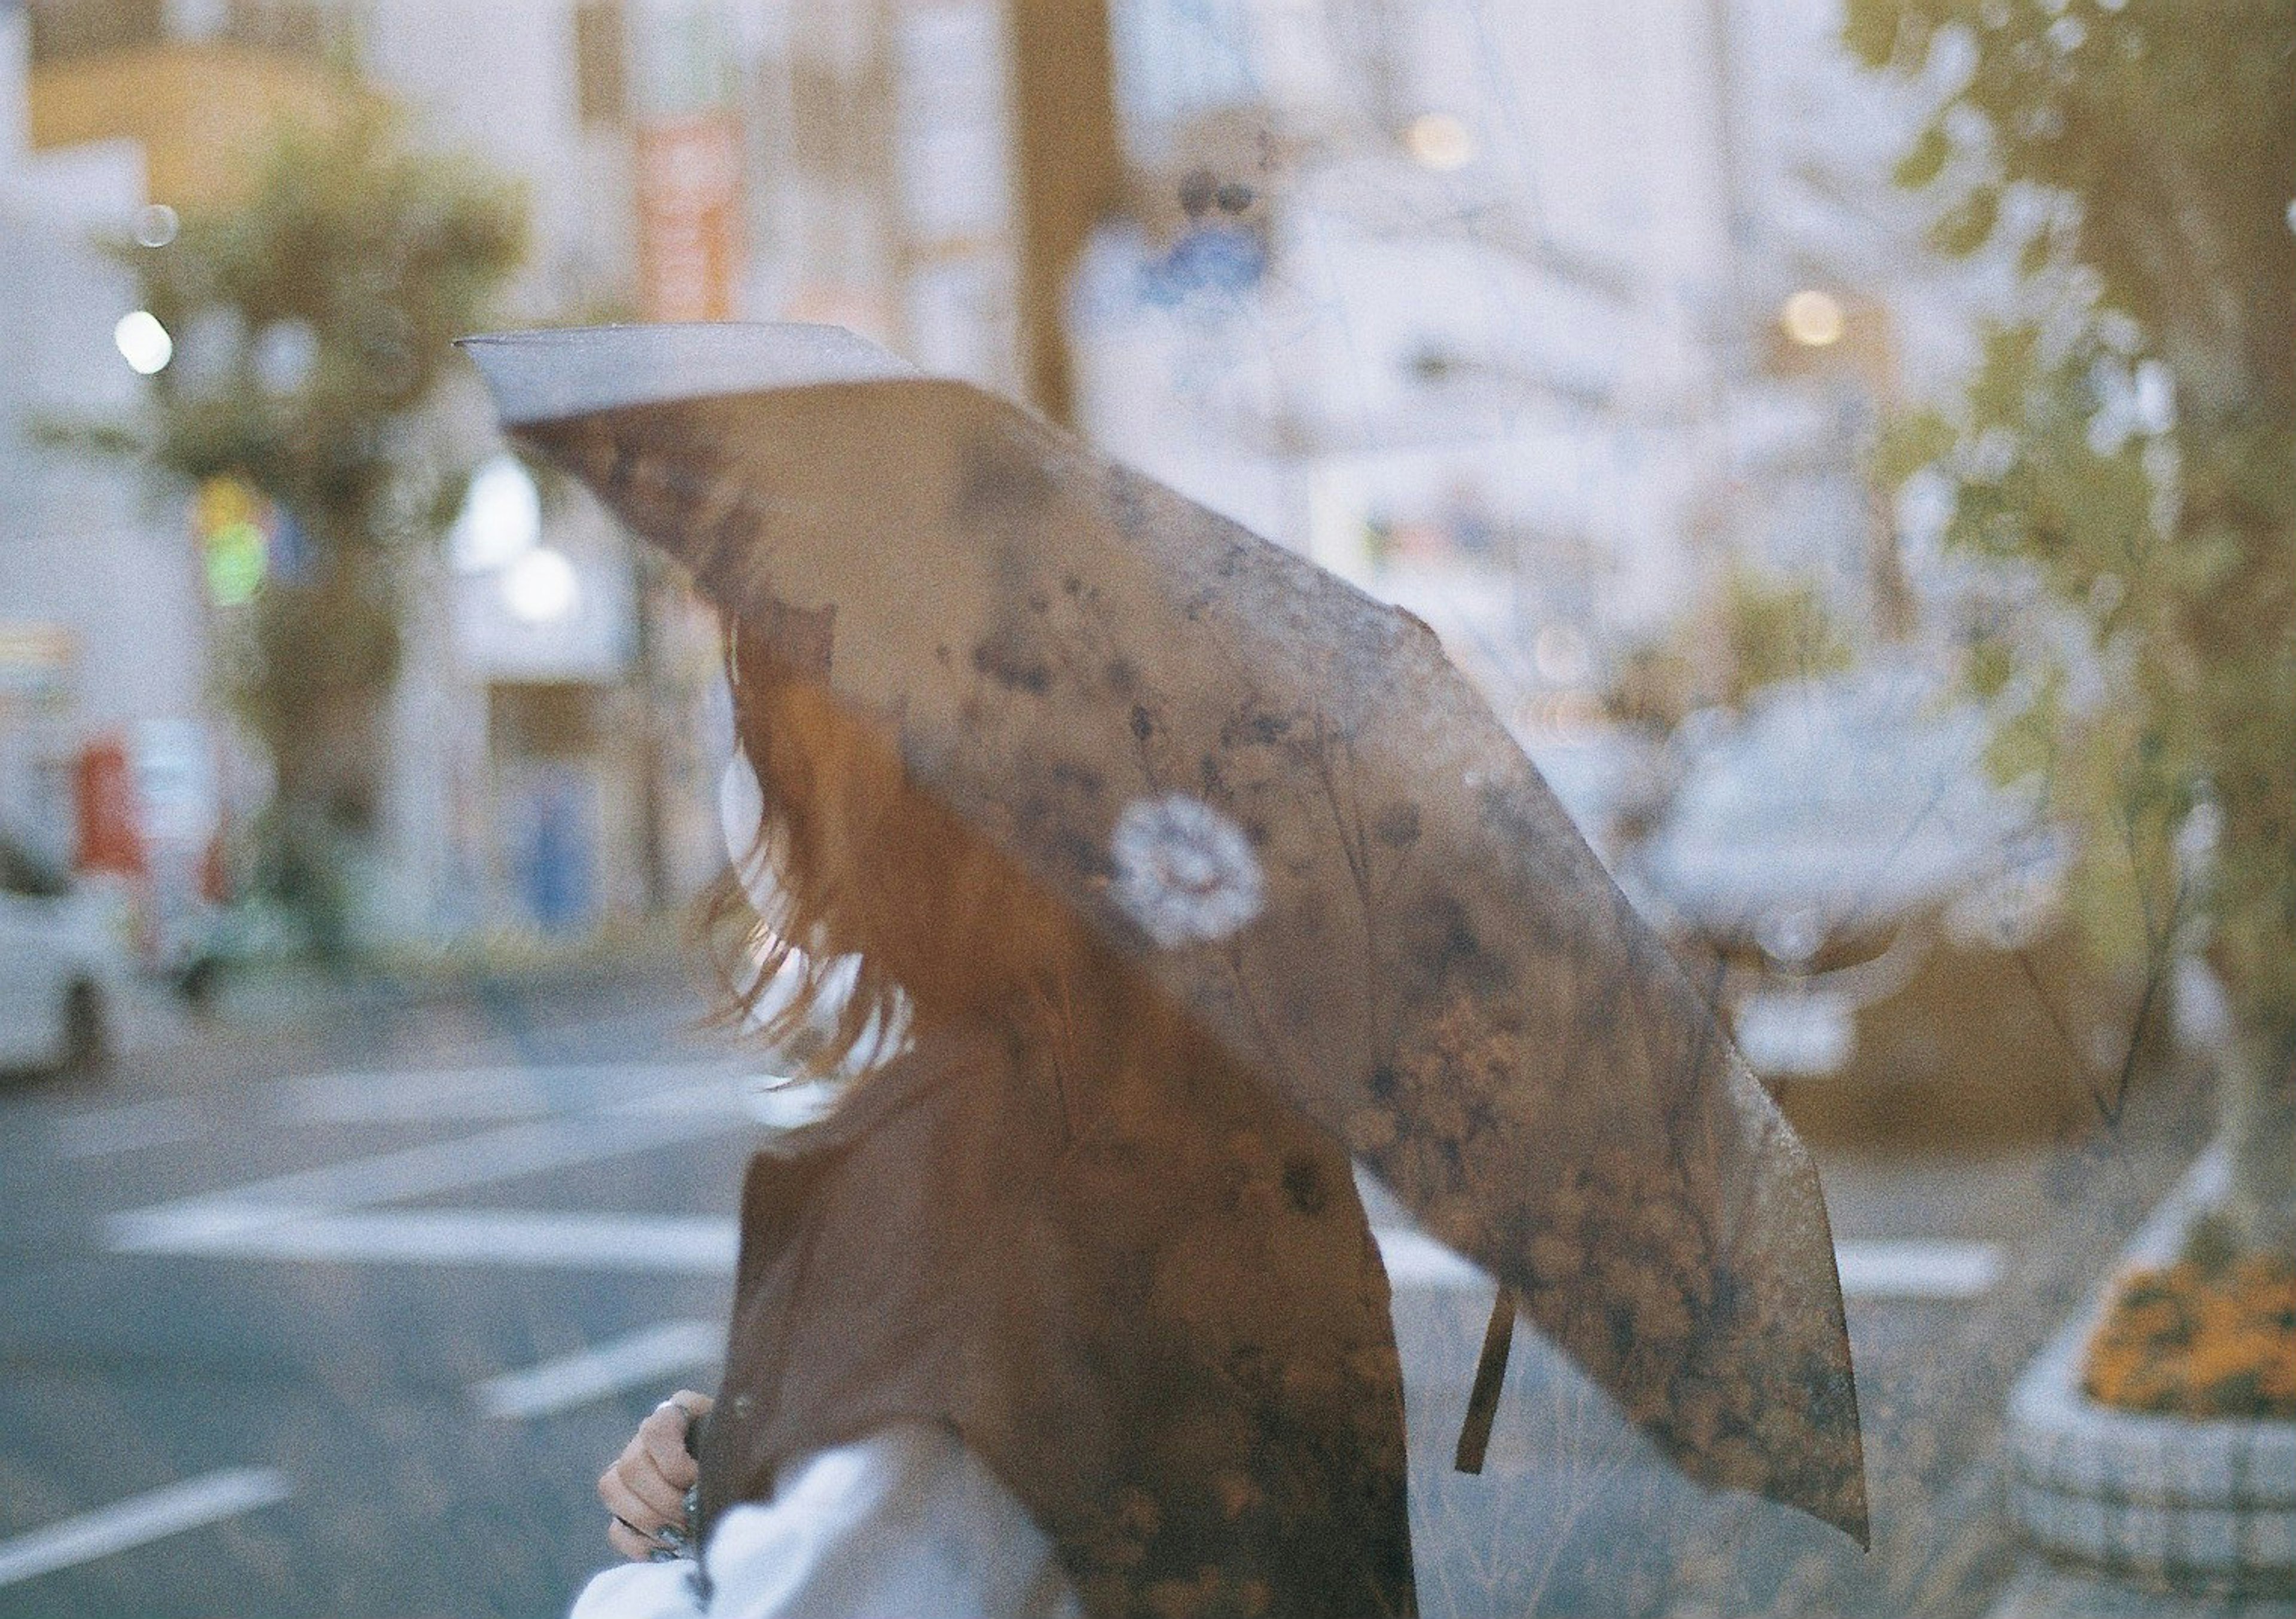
1111 793 1266 948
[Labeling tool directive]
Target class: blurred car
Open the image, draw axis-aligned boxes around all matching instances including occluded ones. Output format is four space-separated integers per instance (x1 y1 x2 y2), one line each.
0 831 124 1074
1620 661 2139 1140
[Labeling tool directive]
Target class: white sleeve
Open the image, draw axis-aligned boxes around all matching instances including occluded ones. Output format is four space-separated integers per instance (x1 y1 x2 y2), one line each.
567 1421 1083 1619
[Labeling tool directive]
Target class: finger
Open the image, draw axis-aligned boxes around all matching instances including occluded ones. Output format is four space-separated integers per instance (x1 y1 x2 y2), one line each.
600 1461 682 1529
606 1515 658 1563
606 1458 683 1527
667 1389 715 1417
621 1449 694 1514
640 1406 702 1489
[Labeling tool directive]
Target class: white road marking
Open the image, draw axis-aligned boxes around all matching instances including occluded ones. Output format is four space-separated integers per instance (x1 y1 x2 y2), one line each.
97 1088 2002 1311
1834 1238 2002 1300
117 1205 1487 1294
50 1101 208 1160
115 1207 740 1273
119 1203 1492 1288
474 1319 723 1419
0 1468 291 1589
288 1064 754 1123
108 1086 750 1253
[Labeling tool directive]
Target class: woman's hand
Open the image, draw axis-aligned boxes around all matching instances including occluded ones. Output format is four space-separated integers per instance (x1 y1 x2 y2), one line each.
599 1391 715 1561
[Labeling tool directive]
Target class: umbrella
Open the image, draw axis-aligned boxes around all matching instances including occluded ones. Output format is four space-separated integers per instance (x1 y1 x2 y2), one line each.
462 322 1868 1545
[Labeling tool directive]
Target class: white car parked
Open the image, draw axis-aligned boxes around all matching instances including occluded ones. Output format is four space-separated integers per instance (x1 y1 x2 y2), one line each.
0 834 121 1074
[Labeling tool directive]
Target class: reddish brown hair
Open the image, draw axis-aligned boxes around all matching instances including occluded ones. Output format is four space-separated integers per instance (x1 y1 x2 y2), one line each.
705 612 1177 1084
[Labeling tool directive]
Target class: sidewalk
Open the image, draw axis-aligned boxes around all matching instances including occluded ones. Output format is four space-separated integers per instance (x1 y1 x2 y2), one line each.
106 917 702 1062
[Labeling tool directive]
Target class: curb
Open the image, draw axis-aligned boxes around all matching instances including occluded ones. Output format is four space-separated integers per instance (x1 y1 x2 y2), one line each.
2005 1146 2296 1597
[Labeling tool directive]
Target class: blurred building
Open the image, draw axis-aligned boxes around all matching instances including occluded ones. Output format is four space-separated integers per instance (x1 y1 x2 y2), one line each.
0 0 227 960
4 0 1103 948
1 0 737 946
2 0 1989 951
349 0 1036 938
1069 0 1974 724
732 1 1027 394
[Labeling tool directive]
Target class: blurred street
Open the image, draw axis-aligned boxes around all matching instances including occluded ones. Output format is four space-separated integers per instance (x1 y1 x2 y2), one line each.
0 956 2210 1618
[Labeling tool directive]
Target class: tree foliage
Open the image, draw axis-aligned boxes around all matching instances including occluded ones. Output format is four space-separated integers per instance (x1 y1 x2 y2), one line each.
130 106 526 536
88 106 526 941
1847 0 2296 1245
1602 563 1856 732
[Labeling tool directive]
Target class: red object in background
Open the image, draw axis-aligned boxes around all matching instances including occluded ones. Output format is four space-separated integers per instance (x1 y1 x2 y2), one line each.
75 735 142 877
200 830 228 903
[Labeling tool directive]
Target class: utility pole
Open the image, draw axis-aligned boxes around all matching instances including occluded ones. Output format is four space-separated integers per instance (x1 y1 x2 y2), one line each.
1004 0 1123 426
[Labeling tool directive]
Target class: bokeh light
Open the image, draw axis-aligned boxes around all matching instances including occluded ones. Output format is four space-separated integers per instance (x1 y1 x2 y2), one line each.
1403 112 1476 172
132 204 179 248
1780 288 1846 347
501 545 580 624
448 454 543 573
251 318 319 396
113 310 173 374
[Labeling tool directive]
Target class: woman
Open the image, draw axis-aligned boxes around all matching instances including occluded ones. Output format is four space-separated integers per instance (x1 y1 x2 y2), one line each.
461 322 1864 1616
569 609 1416 1618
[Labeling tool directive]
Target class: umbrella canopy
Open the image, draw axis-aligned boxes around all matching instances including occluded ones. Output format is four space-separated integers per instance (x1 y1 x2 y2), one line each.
462 322 1868 1544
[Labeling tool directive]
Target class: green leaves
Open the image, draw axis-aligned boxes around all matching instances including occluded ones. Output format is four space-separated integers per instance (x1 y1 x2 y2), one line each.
1892 122 1953 191
1848 0 2296 1077
1928 182 2001 258
1871 409 1956 491
124 106 526 544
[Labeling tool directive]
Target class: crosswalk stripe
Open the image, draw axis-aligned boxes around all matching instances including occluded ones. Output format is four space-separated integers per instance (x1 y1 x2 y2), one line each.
108 1089 750 1247
0 1468 291 1589
474 1319 724 1419
115 1207 740 1273
112 1183 2004 1306
1376 1228 1489 1290
1834 1238 2001 1300
287 1064 753 1123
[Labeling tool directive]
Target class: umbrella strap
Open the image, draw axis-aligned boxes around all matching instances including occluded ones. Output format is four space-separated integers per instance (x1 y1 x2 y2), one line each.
1452 1285 1518 1474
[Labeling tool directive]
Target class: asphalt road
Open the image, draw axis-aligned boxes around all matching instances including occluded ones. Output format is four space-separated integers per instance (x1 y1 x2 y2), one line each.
0 964 2203 1618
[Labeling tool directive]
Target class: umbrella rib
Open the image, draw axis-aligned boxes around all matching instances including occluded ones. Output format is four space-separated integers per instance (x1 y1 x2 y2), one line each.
1453 1285 1519 1473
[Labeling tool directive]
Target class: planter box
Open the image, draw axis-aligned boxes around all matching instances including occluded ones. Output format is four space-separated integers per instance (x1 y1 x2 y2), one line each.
2007 1147 2296 1596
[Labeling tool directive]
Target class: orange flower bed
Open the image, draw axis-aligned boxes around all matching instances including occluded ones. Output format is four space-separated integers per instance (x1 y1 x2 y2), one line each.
2082 1256 2296 1421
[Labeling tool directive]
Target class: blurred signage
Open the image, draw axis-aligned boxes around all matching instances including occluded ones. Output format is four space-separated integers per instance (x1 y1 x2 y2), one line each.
191 474 305 606
638 111 744 321
74 724 229 964
0 622 74 705
75 734 139 876
625 0 743 320
635 113 742 320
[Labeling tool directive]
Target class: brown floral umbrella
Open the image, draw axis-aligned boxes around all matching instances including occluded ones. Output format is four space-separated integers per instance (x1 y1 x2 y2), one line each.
462 322 1868 1544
